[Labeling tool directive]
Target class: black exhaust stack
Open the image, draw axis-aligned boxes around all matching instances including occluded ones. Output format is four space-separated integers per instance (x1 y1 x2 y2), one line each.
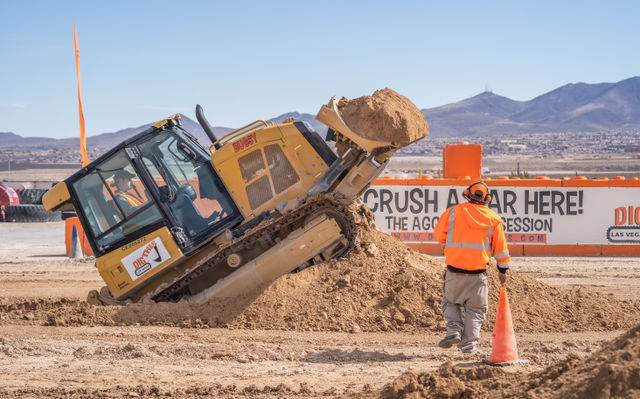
195 104 221 150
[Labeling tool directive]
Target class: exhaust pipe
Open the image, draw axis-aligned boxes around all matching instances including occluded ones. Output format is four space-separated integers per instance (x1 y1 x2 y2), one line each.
195 104 221 150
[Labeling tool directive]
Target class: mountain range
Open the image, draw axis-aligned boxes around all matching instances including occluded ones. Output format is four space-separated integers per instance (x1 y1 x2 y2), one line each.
2 77 640 150
424 76 640 136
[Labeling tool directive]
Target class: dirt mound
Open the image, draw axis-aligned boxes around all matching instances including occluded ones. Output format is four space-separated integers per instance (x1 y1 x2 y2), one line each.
0 383 318 399
2 228 639 333
112 227 640 333
0 297 116 327
114 228 445 332
337 88 429 144
356 323 640 399
366 362 507 399
485 268 639 333
523 323 640 398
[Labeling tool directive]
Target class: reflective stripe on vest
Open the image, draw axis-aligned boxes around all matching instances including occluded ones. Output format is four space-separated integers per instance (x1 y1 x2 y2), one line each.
494 251 511 265
444 206 493 252
115 191 142 206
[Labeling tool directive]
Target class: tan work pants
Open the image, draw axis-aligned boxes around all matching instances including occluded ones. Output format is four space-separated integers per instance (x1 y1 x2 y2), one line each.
441 270 488 351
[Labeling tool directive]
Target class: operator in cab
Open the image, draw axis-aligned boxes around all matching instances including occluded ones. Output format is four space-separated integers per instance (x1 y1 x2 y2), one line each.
113 170 145 214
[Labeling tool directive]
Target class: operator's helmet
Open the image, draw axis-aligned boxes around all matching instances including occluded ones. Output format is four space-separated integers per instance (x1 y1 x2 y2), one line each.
463 181 491 204
114 170 135 181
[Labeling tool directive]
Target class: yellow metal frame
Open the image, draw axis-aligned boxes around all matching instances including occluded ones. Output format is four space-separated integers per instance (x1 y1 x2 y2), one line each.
210 122 330 218
42 181 71 211
209 120 274 153
152 114 182 128
95 226 184 300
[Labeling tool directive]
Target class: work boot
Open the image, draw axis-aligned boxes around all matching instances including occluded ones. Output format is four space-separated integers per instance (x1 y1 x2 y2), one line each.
461 346 483 355
437 333 461 349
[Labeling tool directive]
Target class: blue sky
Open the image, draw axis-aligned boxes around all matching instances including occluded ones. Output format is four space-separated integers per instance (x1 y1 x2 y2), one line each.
1 1 639 139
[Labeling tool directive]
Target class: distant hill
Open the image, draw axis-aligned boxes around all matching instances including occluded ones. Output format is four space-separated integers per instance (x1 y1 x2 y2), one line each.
0 115 236 150
423 76 640 136
4 77 640 148
0 131 60 148
0 112 326 151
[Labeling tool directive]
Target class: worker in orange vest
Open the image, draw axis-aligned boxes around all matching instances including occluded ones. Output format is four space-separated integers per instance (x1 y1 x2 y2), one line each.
433 181 510 354
113 170 144 214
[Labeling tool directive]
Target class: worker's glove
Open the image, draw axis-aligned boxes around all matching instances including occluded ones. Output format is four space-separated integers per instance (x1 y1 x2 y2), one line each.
498 272 507 285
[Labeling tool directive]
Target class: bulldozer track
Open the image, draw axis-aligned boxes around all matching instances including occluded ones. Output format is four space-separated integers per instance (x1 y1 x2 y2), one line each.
151 194 369 303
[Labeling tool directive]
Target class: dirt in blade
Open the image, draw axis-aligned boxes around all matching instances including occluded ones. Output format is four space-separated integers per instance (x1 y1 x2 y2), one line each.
337 88 429 145
3 227 639 334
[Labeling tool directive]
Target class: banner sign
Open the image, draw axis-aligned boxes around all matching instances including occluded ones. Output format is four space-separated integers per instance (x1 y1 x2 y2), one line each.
362 186 640 245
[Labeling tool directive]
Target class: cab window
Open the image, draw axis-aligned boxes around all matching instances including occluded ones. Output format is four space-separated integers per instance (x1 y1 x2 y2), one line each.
137 131 236 238
71 151 163 252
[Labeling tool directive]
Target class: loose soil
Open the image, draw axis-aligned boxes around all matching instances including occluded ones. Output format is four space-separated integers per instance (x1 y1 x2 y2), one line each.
111 227 640 334
3 226 638 334
337 88 429 145
1 221 639 398
356 323 640 399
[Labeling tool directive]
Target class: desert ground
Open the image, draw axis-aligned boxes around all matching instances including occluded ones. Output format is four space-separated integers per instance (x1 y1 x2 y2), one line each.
1 220 639 398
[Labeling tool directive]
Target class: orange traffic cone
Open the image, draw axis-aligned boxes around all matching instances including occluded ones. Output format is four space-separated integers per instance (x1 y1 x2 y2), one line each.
483 287 528 366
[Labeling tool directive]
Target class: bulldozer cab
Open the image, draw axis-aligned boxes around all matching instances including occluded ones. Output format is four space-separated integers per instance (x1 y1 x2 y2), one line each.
69 126 242 258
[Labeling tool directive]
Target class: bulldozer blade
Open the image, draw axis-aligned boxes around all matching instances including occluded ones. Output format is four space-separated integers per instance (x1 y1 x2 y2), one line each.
316 97 400 153
87 288 127 306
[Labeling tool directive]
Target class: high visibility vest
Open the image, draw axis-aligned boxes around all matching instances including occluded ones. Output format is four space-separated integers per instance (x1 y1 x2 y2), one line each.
434 202 510 271
115 191 143 207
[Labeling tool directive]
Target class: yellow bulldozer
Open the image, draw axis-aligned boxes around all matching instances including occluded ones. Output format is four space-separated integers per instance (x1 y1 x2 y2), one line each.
43 98 427 305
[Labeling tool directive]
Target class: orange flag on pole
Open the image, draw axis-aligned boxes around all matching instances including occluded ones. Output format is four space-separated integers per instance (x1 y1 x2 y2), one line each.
74 25 90 167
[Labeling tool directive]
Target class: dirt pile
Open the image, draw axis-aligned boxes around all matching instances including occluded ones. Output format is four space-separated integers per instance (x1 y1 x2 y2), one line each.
114 228 446 332
363 362 508 399
113 227 640 333
523 323 640 398
3 226 638 334
356 323 640 399
0 297 116 327
485 269 639 333
0 383 319 399
337 88 429 144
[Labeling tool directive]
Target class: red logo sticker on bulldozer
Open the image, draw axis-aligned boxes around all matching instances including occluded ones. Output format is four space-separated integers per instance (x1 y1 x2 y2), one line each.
121 237 171 281
232 133 258 152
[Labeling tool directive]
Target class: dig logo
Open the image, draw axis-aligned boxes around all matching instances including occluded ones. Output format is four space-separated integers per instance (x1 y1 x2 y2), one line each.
607 206 640 243
121 237 171 281
614 206 640 225
132 241 162 276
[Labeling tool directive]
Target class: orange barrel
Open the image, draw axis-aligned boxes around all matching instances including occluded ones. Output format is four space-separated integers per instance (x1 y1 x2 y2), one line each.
65 217 94 256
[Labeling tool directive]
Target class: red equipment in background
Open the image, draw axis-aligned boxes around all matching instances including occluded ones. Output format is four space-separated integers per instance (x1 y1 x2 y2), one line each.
0 185 20 221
